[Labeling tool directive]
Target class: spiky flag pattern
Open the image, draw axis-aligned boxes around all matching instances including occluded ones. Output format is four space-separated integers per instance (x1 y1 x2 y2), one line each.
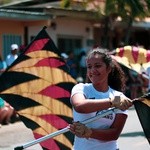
114 45 150 73
0 27 76 150
113 45 150 145
134 93 150 145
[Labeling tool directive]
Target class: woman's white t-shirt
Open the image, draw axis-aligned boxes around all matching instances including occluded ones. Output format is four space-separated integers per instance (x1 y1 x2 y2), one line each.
71 83 127 150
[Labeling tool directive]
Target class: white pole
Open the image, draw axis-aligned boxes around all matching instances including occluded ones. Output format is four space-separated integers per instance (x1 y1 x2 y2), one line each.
14 108 117 150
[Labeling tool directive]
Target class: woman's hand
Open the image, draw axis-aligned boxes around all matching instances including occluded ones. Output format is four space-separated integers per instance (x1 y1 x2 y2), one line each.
69 122 92 139
110 96 132 110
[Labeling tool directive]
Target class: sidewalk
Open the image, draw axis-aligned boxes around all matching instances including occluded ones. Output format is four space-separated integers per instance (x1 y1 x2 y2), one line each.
0 107 149 150
0 122 42 150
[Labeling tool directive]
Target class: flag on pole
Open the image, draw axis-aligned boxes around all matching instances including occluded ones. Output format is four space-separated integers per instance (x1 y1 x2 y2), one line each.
111 45 149 92
134 94 150 145
0 26 76 150
112 45 150 145
113 45 150 73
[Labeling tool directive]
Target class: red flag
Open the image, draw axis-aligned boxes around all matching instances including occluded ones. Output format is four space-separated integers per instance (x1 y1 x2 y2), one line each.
0 26 76 149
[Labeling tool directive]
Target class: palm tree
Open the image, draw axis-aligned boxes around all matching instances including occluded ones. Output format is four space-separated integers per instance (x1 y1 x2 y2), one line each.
61 0 150 49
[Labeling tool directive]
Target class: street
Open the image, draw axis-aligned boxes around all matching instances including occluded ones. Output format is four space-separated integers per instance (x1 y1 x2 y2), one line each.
0 106 149 150
118 106 149 150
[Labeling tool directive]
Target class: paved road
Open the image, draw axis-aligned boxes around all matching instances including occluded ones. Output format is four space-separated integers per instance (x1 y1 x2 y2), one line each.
0 106 149 150
118 106 149 150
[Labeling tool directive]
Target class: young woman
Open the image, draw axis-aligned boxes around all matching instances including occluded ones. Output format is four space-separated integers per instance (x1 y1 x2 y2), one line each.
69 48 132 150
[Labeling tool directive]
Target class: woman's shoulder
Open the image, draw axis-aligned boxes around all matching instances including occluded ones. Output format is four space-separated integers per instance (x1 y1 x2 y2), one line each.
110 88 125 96
73 83 92 88
72 83 92 92
71 83 93 96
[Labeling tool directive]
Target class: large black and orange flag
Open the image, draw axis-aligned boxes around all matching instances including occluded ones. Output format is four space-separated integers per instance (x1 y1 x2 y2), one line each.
0 26 76 149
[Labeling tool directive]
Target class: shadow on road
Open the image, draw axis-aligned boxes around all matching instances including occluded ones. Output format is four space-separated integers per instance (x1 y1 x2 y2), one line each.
120 131 145 137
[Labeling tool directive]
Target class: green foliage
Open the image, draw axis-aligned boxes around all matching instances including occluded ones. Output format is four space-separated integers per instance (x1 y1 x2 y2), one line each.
105 0 150 20
60 0 150 47
61 0 150 20
0 0 11 5
61 0 71 8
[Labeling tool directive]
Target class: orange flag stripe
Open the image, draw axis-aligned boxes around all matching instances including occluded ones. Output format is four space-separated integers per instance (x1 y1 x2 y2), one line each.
21 112 57 132
1 78 74 95
26 50 59 58
142 99 150 107
18 96 72 116
0 79 51 93
9 67 75 84
19 109 73 147
9 51 59 70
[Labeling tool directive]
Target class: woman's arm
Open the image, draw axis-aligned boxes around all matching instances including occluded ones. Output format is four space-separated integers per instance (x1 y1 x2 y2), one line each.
71 93 111 113
90 113 127 141
71 93 132 113
70 113 127 141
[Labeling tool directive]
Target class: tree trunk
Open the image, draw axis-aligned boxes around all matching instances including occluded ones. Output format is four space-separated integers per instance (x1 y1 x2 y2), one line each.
102 17 109 48
125 17 133 45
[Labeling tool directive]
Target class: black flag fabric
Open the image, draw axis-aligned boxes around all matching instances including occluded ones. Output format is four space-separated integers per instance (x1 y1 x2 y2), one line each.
134 93 150 145
0 26 76 150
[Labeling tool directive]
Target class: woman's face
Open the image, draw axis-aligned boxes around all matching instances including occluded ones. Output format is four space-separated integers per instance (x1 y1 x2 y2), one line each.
86 54 111 85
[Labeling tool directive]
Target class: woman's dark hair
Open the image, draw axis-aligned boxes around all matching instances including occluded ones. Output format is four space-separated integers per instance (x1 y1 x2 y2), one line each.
86 47 126 92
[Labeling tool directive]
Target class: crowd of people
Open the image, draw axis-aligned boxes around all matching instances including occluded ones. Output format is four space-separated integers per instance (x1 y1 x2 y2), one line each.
61 50 87 83
61 49 149 101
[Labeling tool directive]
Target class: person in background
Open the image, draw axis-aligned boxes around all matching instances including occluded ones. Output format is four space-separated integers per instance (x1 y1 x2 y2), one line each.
146 66 150 92
0 56 14 126
66 51 78 79
79 51 87 82
4 44 20 124
19 44 26 54
61 52 68 63
0 55 7 75
139 66 148 94
128 69 143 99
69 47 133 150
6 44 19 67
0 97 14 126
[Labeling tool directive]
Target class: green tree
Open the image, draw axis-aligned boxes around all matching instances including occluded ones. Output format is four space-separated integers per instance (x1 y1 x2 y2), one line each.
104 0 150 48
61 0 150 49
0 0 14 5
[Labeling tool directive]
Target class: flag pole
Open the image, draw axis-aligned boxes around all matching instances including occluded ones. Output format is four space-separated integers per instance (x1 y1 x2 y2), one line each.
14 108 117 150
